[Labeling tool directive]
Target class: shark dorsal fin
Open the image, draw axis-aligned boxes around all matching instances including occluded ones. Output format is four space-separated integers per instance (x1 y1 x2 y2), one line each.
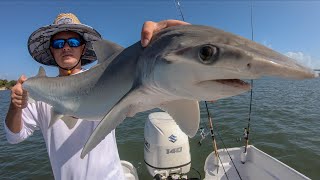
36 66 46 77
91 39 124 64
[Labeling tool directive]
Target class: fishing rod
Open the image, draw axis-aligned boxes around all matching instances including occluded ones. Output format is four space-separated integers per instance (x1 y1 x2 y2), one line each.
204 101 226 175
174 0 185 21
205 102 242 180
204 102 219 164
243 0 255 160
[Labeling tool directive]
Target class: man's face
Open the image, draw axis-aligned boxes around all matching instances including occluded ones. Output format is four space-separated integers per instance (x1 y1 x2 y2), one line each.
50 31 85 69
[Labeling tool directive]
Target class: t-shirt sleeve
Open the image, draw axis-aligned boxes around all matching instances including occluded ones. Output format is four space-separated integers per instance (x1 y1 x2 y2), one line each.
4 103 41 144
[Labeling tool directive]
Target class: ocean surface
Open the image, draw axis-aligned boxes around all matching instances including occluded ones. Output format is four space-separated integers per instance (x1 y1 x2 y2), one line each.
0 78 319 179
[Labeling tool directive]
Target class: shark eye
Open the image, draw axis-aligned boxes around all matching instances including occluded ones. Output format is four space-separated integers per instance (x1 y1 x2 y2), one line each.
199 45 219 64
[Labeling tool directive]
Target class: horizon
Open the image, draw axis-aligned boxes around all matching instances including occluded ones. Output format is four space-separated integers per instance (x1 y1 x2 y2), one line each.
1 0 320 80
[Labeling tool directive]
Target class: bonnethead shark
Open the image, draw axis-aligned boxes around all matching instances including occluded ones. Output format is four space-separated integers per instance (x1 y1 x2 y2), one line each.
23 25 317 158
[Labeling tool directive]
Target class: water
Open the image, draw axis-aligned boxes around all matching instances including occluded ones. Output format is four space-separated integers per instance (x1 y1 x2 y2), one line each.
1 78 320 179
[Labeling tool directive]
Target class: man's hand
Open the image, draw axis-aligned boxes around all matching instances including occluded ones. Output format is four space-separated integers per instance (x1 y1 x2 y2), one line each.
141 19 190 47
10 75 28 109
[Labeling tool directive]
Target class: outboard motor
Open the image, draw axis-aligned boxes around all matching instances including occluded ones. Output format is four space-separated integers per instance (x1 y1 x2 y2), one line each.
144 112 191 179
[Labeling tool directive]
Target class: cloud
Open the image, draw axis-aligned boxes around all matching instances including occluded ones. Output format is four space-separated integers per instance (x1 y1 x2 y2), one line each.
258 40 319 69
285 51 320 69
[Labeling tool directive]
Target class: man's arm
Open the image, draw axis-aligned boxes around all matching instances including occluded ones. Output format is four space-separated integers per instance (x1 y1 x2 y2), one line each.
140 19 190 47
5 75 28 133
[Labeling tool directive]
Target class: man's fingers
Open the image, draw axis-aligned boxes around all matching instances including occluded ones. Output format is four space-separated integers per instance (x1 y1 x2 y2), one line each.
11 91 28 108
21 101 28 109
155 20 190 32
13 93 27 100
141 20 190 47
12 94 23 100
141 21 156 47
22 89 28 96
12 99 23 108
12 87 23 96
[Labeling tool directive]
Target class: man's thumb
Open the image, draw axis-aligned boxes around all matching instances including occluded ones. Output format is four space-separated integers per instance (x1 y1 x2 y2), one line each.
18 75 27 84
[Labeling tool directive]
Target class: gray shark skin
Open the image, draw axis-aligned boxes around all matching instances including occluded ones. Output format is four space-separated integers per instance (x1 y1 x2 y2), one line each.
23 25 316 158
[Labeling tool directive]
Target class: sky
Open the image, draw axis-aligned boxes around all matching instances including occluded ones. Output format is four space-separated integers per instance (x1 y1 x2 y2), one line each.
0 0 320 80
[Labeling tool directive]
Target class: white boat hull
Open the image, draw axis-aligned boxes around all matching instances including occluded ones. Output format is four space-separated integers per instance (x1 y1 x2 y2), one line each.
204 145 310 180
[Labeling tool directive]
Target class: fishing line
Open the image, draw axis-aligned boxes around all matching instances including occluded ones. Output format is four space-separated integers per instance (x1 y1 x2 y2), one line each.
191 167 202 179
174 0 185 21
214 118 243 180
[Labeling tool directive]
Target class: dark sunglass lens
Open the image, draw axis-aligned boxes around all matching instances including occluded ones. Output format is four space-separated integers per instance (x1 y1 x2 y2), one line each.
52 39 66 49
67 38 82 47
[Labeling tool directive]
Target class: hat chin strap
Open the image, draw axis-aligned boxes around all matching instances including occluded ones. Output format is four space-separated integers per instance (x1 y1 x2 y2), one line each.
57 58 82 75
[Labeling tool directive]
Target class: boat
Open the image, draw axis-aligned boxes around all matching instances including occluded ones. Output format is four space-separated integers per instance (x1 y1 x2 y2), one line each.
204 145 310 180
120 112 311 180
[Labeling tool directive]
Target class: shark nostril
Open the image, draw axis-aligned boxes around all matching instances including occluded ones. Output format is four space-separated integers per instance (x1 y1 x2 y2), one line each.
247 63 251 69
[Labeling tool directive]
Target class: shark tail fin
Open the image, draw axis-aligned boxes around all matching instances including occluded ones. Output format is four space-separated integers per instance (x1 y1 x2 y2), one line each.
92 39 124 64
36 66 47 77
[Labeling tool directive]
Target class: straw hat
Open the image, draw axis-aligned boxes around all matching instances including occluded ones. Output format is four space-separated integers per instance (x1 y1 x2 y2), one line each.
28 13 102 66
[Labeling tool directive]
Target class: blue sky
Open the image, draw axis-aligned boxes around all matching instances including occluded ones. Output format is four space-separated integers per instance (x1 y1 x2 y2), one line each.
1 0 320 80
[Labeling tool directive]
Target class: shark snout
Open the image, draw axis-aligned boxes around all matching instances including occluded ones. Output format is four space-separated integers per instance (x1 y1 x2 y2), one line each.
242 46 317 80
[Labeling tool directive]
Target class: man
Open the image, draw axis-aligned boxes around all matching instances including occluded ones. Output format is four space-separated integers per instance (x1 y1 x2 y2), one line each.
5 13 189 180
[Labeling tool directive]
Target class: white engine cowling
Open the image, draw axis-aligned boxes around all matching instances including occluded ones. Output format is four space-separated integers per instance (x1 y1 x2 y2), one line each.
144 112 191 178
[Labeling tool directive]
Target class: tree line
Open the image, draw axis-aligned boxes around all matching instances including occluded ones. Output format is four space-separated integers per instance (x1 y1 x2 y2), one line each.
0 79 17 89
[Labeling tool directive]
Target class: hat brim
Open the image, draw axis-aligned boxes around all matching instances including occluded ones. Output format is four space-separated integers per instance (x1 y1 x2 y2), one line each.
28 24 102 66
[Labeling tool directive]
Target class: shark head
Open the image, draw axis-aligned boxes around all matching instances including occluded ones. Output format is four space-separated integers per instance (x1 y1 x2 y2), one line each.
140 25 316 101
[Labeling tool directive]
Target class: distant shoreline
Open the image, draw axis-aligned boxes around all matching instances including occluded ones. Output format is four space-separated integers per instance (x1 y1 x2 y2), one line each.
0 87 8 91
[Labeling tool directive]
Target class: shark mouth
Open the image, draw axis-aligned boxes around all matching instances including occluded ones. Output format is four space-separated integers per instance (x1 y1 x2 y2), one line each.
215 79 250 88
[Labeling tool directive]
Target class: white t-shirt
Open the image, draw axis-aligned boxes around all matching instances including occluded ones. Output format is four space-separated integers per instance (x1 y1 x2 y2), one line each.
5 101 125 180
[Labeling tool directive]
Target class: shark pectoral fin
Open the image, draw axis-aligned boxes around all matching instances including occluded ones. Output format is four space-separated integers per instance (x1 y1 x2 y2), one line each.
81 87 142 158
80 99 134 159
49 109 63 128
91 39 124 64
80 105 131 159
160 100 200 138
61 116 79 129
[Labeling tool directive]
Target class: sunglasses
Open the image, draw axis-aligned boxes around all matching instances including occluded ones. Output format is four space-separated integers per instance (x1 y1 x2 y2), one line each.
51 38 83 49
